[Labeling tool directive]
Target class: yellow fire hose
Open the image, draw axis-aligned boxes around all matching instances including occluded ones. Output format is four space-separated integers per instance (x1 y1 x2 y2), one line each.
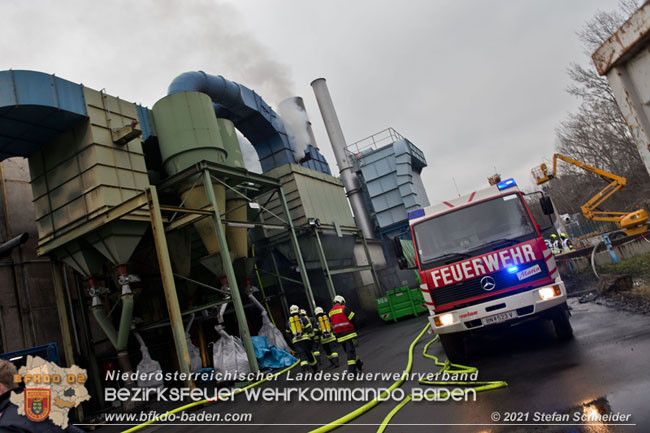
307 324 431 432
123 322 507 432
375 335 508 433
121 360 300 432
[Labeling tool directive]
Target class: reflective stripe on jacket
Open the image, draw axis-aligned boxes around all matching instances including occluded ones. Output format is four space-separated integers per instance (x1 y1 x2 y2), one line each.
329 305 355 340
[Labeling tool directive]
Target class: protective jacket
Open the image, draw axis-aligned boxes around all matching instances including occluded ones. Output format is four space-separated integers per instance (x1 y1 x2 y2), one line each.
328 305 357 342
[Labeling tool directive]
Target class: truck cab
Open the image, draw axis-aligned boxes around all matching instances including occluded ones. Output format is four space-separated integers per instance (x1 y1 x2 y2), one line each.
405 179 572 361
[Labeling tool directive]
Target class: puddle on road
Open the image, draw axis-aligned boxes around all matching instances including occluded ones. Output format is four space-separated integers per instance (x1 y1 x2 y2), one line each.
486 382 647 433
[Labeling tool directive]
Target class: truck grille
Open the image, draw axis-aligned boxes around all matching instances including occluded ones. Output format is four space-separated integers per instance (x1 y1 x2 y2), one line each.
429 259 549 308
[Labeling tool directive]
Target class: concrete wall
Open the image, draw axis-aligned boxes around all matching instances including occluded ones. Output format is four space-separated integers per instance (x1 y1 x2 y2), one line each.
0 158 63 355
558 235 650 275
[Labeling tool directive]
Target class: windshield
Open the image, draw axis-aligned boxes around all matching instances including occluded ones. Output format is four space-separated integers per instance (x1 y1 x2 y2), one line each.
413 193 536 267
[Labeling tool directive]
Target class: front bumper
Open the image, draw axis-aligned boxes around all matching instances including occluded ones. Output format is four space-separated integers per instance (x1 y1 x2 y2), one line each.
429 281 567 334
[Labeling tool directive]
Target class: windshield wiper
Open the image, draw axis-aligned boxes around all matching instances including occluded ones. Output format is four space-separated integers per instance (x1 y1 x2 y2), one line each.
480 238 520 250
425 252 471 265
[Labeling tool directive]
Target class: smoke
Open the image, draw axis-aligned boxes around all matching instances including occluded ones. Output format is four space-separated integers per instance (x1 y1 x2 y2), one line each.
278 98 312 162
0 0 296 107
236 132 263 174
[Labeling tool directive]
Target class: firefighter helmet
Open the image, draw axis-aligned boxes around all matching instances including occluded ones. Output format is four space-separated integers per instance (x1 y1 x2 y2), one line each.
289 305 300 314
561 233 567 238
333 295 345 304
551 234 557 238
314 307 324 315
300 309 307 315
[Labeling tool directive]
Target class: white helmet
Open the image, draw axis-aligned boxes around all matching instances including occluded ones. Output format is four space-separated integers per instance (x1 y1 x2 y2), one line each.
314 307 324 315
289 305 300 314
299 309 307 315
333 295 345 304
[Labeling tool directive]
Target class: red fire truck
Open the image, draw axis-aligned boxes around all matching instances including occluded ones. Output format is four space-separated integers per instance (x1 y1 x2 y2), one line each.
403 178 572 361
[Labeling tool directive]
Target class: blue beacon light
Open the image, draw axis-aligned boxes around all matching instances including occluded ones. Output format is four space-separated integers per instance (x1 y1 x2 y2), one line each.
497 178 517 190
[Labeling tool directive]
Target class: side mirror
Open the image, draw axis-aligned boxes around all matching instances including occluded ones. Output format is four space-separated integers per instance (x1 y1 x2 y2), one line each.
539 196 554 215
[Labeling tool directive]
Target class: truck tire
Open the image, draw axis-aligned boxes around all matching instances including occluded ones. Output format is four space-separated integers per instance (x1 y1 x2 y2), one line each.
552 306 573 340
439 333 468 363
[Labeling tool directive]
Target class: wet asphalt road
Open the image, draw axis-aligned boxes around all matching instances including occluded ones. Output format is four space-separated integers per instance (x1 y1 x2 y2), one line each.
95 298 650 433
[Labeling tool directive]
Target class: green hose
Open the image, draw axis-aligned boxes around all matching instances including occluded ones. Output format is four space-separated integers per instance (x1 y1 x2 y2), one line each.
121 361 300 432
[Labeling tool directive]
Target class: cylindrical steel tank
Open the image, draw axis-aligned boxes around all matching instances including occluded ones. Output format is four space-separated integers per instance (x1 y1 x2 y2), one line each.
152 92 248 261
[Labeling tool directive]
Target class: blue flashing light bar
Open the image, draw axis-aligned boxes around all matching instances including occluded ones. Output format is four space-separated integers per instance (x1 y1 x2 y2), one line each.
497 178 517 190
408 209 425 220
507 266 519 273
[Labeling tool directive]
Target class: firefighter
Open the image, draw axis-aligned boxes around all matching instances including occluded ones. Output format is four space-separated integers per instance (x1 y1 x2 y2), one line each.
300 308 320 367
560 233 573 252
329 295 363 373
314 306 340 367
285 305 317 372
550 234 561 254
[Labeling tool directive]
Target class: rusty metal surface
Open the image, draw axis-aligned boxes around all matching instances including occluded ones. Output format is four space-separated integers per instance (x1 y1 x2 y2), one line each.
592 2 650 75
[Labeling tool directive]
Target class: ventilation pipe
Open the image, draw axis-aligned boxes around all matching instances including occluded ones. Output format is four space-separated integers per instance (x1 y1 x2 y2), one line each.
311 78 375 238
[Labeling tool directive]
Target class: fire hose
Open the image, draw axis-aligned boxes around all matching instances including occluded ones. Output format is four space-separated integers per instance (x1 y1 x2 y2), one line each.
308 323 507 433
122 323 507 432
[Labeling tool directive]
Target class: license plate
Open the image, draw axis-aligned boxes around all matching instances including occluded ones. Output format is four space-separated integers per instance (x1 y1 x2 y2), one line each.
483 310 517 326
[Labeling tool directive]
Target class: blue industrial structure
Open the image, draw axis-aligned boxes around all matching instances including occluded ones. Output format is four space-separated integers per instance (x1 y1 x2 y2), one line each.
347 128 429 238
0 70 87 161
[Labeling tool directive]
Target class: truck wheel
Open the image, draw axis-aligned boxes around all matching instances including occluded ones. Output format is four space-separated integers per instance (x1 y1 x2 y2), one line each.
439 333 468 363
552 306 573 340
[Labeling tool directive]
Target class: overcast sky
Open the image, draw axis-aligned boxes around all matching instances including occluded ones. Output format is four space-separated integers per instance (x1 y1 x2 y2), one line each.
0 0 626 204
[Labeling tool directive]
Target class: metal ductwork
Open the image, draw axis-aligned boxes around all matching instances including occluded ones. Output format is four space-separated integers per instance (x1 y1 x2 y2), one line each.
167 71 297 172
310 78 375 239
0 232 29 258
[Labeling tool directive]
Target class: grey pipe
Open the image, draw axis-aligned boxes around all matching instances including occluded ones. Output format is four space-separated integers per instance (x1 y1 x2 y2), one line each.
311 78 375 238
0 232 28 258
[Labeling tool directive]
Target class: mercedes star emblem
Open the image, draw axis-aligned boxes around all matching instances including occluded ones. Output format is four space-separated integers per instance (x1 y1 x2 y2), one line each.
480 276 496 291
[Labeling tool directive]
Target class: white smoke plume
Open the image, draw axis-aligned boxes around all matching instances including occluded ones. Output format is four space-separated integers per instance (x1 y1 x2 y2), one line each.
278 98 312 162
236 132 263 174
0 0 296 107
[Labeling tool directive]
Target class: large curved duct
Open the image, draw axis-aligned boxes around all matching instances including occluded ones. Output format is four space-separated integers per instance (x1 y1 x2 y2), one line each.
168 71 296 173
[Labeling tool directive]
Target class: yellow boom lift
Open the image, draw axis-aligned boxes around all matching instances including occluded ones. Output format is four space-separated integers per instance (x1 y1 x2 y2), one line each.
532 153 648 236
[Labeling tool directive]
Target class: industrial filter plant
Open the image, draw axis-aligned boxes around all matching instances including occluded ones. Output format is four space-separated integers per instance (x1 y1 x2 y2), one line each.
0 69 429 413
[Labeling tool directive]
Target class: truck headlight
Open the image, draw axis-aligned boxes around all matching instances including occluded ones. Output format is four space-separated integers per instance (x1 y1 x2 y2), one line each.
434 313 455 327
538 285 561 301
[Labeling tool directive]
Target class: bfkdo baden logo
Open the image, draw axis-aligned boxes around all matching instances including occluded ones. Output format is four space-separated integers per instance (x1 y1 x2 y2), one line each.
24 389 51 422
10 356 90 429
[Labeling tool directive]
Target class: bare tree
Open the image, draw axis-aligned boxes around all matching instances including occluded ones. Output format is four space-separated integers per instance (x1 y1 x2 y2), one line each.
548 0 650 216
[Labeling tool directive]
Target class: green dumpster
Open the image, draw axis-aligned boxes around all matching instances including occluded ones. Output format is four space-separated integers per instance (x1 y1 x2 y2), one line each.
376 286 428 322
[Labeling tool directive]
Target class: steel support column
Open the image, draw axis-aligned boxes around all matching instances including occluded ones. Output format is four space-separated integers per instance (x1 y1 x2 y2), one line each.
269 252 290 317
51 260 83 421
202 170 259 374
278 188 316 314
146 186 193 388
313 228 336 300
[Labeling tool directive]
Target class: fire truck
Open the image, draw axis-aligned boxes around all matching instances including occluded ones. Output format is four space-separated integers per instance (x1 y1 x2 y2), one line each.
399 178 572 361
